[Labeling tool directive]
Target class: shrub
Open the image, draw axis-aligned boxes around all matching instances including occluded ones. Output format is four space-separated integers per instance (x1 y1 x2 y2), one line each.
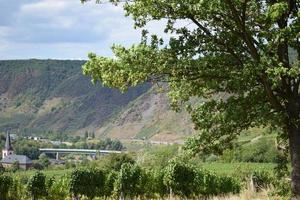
69 168 105 200
251 170 273 191
114 163 143 199
163 160 198 198
47 176 69 200
0 174 13 200
105 154 135 171
8 176 27 200
27 171 47 200
103 170 117 198
221 138 279 163
195 169 241 197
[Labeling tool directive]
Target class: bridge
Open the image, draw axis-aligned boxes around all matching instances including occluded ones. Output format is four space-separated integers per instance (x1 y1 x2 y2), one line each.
39 148 123 160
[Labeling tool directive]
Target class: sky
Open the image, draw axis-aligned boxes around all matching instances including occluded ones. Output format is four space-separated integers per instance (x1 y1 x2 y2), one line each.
0 0 165 60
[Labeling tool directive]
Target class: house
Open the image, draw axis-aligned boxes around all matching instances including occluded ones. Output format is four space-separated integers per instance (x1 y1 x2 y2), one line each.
1 133 32 169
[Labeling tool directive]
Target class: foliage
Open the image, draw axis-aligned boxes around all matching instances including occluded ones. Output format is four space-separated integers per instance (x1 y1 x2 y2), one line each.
197 170 241 197
251 170 273 191
163 159 198 198
27 171 47 200
81 0 300 196
272 151 291 198
0 161 270 199
8 176 27 200
138 145 179 168
11 161 20 172
0 163 5 174
69 168 105 200
0 174 13 200
47 176 69 200
103 170 117 198
38 153 50 168
102 153 135 171
151 168 168 198
114 163 143 199
221 137 280 163
14 139 52 160
73 138 124 151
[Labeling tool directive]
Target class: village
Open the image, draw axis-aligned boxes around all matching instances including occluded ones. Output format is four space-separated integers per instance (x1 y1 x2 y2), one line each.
0 133 124 170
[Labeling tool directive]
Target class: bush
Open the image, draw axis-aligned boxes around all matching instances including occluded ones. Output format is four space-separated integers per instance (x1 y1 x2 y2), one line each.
69 168 105 200
47 176 69 200
114 163 143 199
195 169 241 197
8 176 27 200
0 174 13 200
103 170 117 198
205 154 219 163
163 160 198 198
251 170 273 191
102 153 135 171
221 138 280 163
27 171 47 200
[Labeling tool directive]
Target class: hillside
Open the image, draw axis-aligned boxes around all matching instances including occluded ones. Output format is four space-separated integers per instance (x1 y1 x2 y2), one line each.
97 87 195 142
0 59 195 141
0 59 150 134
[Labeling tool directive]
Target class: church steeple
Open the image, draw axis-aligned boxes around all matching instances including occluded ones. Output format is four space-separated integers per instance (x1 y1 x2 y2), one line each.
5 132 13 151
2 132 14 158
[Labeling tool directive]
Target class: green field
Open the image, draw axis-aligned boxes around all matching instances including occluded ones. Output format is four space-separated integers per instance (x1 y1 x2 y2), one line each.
201 162 275 175
7 169 72 179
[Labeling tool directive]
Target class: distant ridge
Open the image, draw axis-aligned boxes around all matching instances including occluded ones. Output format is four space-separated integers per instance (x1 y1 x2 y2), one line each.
0 59 195 141
0 59 150 134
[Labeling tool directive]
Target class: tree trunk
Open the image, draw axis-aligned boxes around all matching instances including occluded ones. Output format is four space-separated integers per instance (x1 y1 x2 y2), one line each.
289 125 300 199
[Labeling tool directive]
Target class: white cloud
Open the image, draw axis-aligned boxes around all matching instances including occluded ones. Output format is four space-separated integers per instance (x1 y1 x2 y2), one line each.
20 0 68 14
0 0 168 59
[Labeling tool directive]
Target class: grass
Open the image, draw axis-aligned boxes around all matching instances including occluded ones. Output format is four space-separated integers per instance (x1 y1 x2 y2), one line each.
135 125 160 139
211 188 271 200
7 168 72 179
201 162 275 175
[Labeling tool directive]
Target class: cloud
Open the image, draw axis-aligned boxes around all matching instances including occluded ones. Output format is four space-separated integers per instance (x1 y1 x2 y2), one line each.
20 0 68 14
0 0 167 59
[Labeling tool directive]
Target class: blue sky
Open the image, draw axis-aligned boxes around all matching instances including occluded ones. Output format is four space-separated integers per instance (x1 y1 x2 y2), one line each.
0 0 165 59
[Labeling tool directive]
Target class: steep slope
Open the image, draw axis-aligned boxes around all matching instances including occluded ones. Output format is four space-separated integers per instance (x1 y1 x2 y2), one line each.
97 88 196 142
0 59 150 133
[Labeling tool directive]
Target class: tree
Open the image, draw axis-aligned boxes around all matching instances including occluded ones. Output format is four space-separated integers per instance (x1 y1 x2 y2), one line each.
12 161 20 172
84 131 89 139
27 171 47 200
82 0 300 198
103 153 135 171
38 153 50 168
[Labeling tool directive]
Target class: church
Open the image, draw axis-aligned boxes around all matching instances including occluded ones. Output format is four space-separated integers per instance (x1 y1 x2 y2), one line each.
1 133 32 170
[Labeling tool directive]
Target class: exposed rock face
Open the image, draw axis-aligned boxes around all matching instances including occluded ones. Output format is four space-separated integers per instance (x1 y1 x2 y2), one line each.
98 88 195 141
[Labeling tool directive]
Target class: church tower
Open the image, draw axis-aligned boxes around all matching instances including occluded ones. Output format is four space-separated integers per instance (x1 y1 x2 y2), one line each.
2 132 14 159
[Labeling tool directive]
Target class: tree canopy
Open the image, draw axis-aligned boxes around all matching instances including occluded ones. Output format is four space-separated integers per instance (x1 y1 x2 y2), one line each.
81 0 300 197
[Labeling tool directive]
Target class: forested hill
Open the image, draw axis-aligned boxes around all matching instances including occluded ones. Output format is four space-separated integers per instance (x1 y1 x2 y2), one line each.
0 59 150 134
